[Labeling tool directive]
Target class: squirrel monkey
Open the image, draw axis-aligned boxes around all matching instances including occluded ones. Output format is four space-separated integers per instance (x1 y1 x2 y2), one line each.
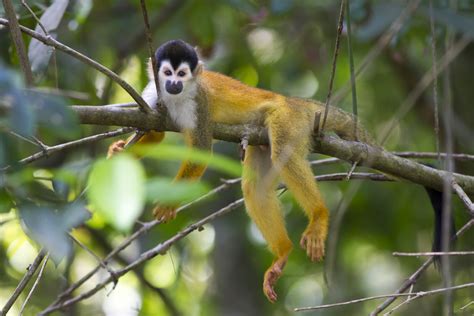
108 40 373 302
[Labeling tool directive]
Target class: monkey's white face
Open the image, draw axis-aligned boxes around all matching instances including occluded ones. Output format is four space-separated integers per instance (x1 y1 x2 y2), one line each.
158 60 194 96
156 60 199 130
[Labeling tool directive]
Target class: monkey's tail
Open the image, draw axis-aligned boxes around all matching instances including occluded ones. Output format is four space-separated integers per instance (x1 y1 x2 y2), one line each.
318 104 377 146
424 186 457 267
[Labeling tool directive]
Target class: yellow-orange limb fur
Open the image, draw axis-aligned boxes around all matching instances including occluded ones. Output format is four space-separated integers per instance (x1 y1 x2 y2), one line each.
242 145 293 302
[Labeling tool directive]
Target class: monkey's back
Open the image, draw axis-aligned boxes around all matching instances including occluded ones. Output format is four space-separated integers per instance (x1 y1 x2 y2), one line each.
201 70 285 125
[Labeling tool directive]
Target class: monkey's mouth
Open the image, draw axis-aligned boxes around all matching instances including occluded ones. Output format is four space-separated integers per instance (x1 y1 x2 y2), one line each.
165 81 183 95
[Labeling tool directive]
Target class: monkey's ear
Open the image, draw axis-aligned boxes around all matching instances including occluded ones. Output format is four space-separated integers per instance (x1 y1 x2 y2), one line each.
194 61 204 76
146 58 155 80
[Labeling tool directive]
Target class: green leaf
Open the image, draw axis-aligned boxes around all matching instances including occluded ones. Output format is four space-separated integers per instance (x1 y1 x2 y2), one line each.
0 188 14 213
28 0 70 75
0 132 20 167
19 202 90 264
87 155 145 232
0 65 79 139
146 178 209 206
133 144 242 177
27 90 79 139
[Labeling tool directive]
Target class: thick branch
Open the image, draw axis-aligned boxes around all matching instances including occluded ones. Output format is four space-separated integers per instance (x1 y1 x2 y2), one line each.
71 105 474 195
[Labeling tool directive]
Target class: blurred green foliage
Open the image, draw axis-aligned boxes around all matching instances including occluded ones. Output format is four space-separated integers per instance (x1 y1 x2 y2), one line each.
0 1 473 315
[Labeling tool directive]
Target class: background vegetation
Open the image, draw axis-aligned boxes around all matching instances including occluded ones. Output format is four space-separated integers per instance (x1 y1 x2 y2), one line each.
0 0 473 315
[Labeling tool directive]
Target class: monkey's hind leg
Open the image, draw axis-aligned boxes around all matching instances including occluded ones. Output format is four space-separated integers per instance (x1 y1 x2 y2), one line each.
242 146 293 303
269 118 329 262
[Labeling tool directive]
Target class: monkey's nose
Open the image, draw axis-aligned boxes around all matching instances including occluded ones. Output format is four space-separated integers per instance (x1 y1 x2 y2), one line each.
165 81 183 95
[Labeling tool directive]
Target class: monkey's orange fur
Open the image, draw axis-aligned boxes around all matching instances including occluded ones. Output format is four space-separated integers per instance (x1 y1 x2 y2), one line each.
109 68 369 302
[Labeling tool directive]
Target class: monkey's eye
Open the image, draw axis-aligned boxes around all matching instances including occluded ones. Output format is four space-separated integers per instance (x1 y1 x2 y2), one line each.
164 70 172 76
177 70 186 77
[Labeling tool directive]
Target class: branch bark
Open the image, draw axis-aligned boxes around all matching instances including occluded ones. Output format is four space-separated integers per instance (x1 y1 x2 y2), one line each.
71 105 474 195
2 0 34 86
1 250 46 316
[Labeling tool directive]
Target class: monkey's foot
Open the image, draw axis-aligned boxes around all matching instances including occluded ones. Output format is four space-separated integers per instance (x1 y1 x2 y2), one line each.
300 224 326 262
107 140 126 159
263 256 288 303
153 205 177 222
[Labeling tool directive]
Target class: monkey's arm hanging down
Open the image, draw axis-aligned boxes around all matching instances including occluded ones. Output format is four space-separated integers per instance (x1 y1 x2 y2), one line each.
107 40 449 303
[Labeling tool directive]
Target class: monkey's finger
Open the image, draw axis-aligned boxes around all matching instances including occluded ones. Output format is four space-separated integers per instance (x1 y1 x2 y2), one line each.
107 140 127 158
263 283 278 303
299 235 307 249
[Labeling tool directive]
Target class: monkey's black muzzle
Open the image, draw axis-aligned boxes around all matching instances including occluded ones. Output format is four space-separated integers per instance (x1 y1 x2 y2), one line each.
165 81 183 95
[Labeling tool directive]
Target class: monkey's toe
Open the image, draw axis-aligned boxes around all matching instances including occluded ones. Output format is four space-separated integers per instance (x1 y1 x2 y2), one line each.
300 228 325 262
263 264 282 303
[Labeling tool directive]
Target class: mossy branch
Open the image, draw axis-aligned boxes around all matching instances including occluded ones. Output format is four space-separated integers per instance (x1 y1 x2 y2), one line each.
72 105 474 195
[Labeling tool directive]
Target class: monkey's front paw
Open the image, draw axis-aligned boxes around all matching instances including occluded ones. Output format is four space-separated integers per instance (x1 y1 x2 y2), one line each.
300 226 326 262
107 140 126 158
153 205 177 222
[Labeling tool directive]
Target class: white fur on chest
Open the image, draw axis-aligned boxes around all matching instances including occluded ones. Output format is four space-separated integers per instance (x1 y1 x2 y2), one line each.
141 80 198 130
161 84 198 130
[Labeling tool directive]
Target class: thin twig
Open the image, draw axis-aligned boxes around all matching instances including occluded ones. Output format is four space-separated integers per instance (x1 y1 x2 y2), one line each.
1 250 46 316
371 218 474 315
393 151 474 161
321 0 345 132
383 284 472 315
68 233 118 287
460 301 474 310
345 161 358 180
8 131 48 150
345 0 358 140
29 87 90 101
139 0 160 108
2 0 34 86
20 0 48 35
452 181 474 216
19 253 49 316
2 127 134 171
429 0 441 163
441 8 456 312
294 283 474 312
0 18 152 113
393 251 474 257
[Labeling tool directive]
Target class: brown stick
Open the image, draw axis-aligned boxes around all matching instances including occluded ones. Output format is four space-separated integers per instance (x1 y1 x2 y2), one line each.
2 0 34 86
1 250 46 316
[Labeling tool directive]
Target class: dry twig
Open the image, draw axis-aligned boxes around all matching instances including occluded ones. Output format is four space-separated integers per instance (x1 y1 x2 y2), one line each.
1 250 46 316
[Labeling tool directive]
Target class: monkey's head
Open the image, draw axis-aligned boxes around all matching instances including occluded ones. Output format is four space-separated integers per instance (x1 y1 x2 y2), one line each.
155 40 201 96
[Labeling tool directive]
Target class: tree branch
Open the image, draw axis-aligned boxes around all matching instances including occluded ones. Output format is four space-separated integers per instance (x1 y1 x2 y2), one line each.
2 0 34 86
70 105 474 195
371 218 474 315
0 18 152 113
294 282 474 312
1 127 134 171
1 250 46 316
